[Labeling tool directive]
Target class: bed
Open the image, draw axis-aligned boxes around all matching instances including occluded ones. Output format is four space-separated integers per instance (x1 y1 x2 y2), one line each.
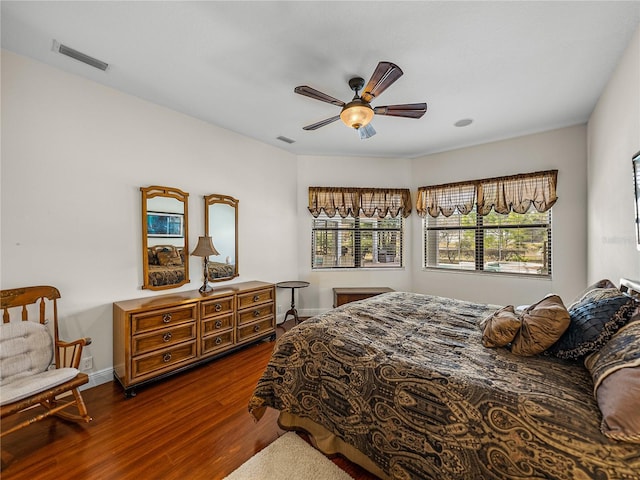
207 261 235 280
249 282 640 479
147 245 186 287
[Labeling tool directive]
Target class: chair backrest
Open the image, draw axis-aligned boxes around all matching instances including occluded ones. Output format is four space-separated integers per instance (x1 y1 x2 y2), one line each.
0 321 54 385
1 286 62 366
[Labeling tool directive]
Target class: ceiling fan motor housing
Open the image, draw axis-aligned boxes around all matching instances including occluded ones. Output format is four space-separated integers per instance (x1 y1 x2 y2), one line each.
341 76 374 129
348 77 366 93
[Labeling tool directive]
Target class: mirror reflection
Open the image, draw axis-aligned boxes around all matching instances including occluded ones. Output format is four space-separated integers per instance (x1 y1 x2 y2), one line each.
141 186 189 290
204 194 239 282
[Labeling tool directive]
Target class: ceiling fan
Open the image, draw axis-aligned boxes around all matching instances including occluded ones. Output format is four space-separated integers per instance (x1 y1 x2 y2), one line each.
294 61 427 139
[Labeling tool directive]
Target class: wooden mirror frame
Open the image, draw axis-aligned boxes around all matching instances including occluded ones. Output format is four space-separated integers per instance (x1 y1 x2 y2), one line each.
141 186 189 290
204 194 239 282
634 151 640 251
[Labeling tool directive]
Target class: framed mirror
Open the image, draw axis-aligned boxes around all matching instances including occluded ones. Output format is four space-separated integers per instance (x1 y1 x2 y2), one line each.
633 151 640 250
141 186 189 290
204 194 239 282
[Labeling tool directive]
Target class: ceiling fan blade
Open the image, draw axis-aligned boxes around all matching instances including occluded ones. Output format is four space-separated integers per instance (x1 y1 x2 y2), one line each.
374 103 427 119
294 86 345 107
303 115 341 130
361 62 403 103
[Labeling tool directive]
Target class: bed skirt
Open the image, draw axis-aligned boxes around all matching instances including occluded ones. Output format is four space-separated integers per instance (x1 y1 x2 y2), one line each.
278 411 388 479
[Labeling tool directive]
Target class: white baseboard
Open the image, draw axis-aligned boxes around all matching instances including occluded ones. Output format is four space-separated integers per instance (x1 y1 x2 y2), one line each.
275 308 327 324
80 367 113 390
299 308 327 318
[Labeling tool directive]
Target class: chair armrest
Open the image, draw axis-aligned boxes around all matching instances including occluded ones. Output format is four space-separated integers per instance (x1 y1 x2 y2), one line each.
56 337 92 369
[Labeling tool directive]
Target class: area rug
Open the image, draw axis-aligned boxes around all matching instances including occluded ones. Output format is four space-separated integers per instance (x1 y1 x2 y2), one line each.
223 431 354 480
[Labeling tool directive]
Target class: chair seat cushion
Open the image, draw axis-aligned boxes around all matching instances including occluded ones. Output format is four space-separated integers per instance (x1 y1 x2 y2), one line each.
0 367 79 406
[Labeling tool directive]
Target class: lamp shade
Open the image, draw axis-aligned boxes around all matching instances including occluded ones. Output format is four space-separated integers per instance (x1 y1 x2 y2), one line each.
340 99 374 129
191 236 220 257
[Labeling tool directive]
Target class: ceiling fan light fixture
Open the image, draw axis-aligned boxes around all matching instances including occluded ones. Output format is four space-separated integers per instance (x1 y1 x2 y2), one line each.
340 99 374 129
358 124 376 140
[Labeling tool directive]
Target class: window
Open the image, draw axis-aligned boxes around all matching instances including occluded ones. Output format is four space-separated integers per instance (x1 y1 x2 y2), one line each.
308 186 410 270
423 205 551 275
312 213 403 268
418 170 556 277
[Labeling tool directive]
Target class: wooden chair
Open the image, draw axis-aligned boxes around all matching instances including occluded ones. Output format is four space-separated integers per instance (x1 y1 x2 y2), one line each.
0 286 92 438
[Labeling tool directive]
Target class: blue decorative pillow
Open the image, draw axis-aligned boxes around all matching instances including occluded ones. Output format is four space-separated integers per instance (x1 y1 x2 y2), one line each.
547 292 637 360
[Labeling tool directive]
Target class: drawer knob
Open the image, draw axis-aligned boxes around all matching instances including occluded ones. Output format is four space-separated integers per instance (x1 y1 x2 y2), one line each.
253 324 261 333
162 313 172 323
215 320 222 329
215 336 222 345
215 303 222 312
163 353 172 363
253 295 260 302
253 309 261 317
163 332 173 342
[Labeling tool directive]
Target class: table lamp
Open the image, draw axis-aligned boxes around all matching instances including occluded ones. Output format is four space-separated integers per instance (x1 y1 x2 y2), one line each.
191 236 220 293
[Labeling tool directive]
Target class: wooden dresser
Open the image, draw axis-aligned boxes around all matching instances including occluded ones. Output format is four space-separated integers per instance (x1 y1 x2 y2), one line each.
113 280 275 397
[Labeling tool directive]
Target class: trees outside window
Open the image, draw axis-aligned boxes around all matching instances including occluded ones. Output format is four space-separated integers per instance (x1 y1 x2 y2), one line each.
312 214 403 269
423 205 551 276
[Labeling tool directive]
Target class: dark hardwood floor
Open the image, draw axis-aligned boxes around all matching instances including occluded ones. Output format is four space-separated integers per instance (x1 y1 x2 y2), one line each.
1 320 379 480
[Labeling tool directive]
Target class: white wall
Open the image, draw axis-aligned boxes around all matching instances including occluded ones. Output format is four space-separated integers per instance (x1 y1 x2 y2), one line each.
1 50 299 386
409 125 588 307
587 24 640 283
296 155 414 316
3 21 638 388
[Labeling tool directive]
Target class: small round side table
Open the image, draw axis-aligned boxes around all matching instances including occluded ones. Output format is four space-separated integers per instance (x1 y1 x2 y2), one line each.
276 281 310 324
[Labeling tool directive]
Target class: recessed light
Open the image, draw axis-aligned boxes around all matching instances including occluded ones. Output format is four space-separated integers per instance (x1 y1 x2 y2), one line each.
454 118 473 127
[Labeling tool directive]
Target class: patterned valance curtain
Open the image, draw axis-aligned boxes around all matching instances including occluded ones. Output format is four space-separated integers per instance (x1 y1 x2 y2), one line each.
415 182 476 218
416 170 558 218
308 187 412 218
477 170 558 215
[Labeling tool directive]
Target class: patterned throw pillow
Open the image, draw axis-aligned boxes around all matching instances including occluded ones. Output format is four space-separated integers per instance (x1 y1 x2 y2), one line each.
585 318 640 443
510 295 570 357
156 247 183 266
547 289 637 360
480 305 522 348
567 279 617 310
147 248 159 266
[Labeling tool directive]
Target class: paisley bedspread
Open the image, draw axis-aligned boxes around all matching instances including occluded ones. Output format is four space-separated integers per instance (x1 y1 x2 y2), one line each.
248 292 640 480
148 265 185 287
207 261 234 279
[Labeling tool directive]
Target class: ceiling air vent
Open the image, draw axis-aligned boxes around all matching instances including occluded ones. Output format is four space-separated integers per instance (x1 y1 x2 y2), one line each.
53 40 109 71
277 136 296 144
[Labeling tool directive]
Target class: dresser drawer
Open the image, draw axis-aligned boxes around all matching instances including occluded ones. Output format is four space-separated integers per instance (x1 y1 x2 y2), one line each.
237 317 274 343
237 288 274 309
132 323 197 356
201 296 234 318
202 312 234 336
237 303 274 326
202 330 234 355
131 304 197 335
131 341 197 379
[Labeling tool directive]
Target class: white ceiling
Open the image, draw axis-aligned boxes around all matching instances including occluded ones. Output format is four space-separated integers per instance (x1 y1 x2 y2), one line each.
2 1 640 158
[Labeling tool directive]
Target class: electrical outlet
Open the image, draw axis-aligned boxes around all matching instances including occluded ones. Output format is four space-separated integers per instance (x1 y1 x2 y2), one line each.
277 305 282 314
81 356 93 371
